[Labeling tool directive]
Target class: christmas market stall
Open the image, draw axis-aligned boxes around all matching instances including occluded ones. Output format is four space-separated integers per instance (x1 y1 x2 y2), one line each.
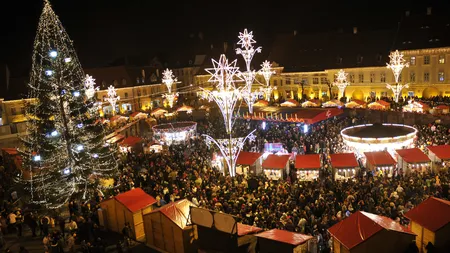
253 100 269 107
294 154 321 181
427 145 450 168
144 199 197 253
152 122 197 146
367 100 390 110
364 151 396 177
236 151 264 176
395 148 431 174
255 229 314 253
404 197 450 253
402 100 430 113
345 100 366 108
301 99 321 108
432 105 449 115
190 207 262 253
176 105 194 113
330 153 359 180
129 111 148 121
280 99 300 107
109 115 128 126
150 108 168 117
262 154 291 180
119 136 144 153
322 100 343 108
98 188 157 242
328 211 415 253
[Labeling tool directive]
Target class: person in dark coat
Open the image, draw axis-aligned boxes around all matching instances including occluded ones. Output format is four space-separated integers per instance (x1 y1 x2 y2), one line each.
58 217 65 237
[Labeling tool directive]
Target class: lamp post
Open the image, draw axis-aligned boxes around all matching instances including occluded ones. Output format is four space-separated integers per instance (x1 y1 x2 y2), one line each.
333 69 350 100
386 50 409 103
106 85 120 116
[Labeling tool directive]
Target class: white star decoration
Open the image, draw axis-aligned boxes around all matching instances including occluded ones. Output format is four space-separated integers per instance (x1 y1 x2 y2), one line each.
237 29 256 50
386 50 409 84
84 74 98 99
162 68 177 93
205 54 241 90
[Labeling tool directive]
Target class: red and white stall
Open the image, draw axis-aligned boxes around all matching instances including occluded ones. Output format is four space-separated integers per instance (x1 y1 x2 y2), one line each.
236 151 264 176
255 229 314 253
330 153 359 180
427 145 450 170
262 154 291 180
294 154 321 181
364 151 396 177
119 136 144 153
395 148 431 173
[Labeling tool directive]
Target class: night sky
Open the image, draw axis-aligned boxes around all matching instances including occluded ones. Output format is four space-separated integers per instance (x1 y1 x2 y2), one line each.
0 0 446 77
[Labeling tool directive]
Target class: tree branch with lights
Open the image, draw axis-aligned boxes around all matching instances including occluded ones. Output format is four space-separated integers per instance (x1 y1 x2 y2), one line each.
386 50 409 103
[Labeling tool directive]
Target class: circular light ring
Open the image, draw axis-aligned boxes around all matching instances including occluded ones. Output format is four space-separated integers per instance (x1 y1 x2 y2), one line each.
340 123 417 145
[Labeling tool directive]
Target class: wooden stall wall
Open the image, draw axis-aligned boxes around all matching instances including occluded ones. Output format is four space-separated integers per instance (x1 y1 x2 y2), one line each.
352 230 414 253
434 223 450 252
100 199 118 232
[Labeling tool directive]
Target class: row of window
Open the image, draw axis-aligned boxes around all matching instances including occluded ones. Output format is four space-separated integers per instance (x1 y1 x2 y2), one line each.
410 55 445 65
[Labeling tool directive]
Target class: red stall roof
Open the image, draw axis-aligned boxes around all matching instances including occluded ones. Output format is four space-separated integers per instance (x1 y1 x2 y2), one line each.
364 151 396 166
236 152 263 166
115 188 157 213
295 154 321 169
151 199 195 229
396 148 430 164
404 197 450 232
2 148 18 156
237 223 262 236
328 211 414 250
427 145 450 160
330 153 359 168
255 229 313 246
262 154 291 169
120 136 143 147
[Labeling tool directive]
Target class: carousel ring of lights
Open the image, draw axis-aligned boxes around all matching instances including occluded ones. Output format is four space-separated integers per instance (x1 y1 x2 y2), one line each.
152 121 197 145
341 123 417 153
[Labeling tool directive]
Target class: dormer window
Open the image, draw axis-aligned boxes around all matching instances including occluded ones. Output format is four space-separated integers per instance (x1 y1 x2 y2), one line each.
357 55 363 64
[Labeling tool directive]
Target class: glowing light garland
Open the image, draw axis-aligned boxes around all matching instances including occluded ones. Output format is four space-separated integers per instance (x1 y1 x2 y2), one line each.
236 29 262 113
386 50 409 103
106 85 120 115
19 0 118 209
258 60 276 102
333 69 350 99
162 92 179 108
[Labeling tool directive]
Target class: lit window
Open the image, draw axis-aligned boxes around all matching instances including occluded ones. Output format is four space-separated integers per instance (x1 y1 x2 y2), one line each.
320 77 327 84
380 73 386 82
424 55 430 65
358 74 364 83
370 73 375 83
424 72 430 82
125 92 128 98
410 56 416 65
410 72 415 82
313 78 319 84
286 78 291 84
438 71 445 82
439 55 445 64
349 74 355 83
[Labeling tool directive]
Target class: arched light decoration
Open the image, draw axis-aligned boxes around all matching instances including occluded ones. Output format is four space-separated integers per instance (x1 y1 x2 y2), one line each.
333 69 350 99
105 85 120 115
386 50 409 103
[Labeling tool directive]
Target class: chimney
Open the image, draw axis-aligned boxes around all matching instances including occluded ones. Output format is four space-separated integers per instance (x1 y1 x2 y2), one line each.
353 27 358 34
427 7 432 15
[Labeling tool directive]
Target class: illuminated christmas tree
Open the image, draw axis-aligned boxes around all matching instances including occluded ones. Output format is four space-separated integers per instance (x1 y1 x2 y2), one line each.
19 0 117 209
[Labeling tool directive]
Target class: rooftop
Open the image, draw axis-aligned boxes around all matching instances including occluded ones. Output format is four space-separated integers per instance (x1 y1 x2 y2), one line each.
342 123 416 138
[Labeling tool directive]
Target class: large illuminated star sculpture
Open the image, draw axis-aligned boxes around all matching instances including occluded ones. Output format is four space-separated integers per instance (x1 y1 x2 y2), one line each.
205 54 241 90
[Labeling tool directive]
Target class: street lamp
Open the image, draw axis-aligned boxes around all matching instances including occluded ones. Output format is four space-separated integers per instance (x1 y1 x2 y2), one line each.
333 69 350 99
105 85 120 115
386 50 409 103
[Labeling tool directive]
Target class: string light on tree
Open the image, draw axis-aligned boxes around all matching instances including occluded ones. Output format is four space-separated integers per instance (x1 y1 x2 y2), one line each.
19 0 118 209
258 60 276 102
333 69 350 99
386 50 409 103
106 85 120 115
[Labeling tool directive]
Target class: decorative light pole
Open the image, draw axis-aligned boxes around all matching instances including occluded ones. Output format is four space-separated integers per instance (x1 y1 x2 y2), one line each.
200 54 255 177
258 60 276 101
386 50 409 103
84 74 98 99
162 68 179 108
106 85 120 115
236 29 262 113
333 69 350 99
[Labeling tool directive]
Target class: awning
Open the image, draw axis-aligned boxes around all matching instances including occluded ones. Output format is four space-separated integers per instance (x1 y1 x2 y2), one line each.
328 211 414 250
114 188 157 213
254 100 269 107
150 108 168 116
345 100 366 108
322 100 342 108
130 112 148 119
255 229 313 246
395 148 430 164
330 153 359 168
237 223 262 236
176 105 194 112
236 152 263 166
120 136 143 147
150 199 196 229
295 154 321 169
262 154 290 169
427 145 450 160
364 151 396 166
301 99 320 107
368 100 390 109
281 99 300 107
404 197 450 232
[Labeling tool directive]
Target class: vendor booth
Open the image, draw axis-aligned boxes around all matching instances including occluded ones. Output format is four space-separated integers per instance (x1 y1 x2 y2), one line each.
330 153 359 180
262 154 291 180
236 152 264 176
119 136 144 153
433 105 449 115
301 99 321 108
190 207 262 253
294 154 321 181
255 229 314 253
129 111 148 121
322 100 343 108
254 100 269 107
364 151 396 177
402 100 429 113
281 99 300 107
395 148 431 174
110 115 128 126
150 108 168 117
98 188 157 242
345 100 366 108
144 199 197 253
177 105 194 114
367 100 390 110
328 211 415 253
427 145 450 164
152 122 197 146
404 197 450 253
